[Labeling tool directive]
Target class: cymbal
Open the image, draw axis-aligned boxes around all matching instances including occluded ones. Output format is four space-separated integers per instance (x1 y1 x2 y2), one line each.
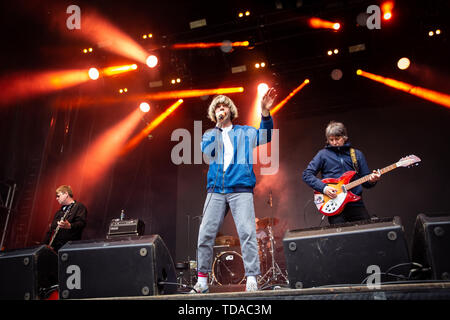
215 235 239 246
257 217 279 228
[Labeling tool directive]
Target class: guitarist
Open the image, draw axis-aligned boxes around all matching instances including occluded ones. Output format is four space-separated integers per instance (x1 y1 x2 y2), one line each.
302 121 380 225
43 185 87 252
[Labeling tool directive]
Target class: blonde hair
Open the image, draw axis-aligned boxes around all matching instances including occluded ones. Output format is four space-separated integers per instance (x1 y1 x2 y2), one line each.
56 185 73 198
207 95 238 123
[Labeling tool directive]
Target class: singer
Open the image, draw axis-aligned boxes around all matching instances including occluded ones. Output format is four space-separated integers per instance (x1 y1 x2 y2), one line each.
191 88 277 293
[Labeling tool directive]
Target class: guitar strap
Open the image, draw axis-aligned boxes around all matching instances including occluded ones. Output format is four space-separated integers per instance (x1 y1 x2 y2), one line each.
350 148 359 174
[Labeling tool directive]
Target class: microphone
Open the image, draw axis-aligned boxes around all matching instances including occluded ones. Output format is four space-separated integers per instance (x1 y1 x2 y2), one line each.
217 111 225 121
268 190 273 207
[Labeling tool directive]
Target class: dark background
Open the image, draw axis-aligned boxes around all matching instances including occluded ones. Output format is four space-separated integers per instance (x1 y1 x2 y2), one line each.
0 0 449 267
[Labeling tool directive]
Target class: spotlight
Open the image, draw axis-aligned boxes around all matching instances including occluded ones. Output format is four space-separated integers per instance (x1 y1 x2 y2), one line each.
245 11 250 16
428 31 434 37
255 63 260 68
143 34 147 39
83 49 88 53
119 89 123 93
238 12 244 18
356 69 362 75
176 78 181 83
146 55 158 68
131 64 138 70
88 68 100 80
383 12 392 20
260 62 266 67
257 83 269 95
333 23 341 30
148 34 153 38
327 50 333 56
88 48 93 52
124 88 128 92
333 49 339 54
397 57 410 70
171 79 176 84
436 29 441 35
140 102 150 113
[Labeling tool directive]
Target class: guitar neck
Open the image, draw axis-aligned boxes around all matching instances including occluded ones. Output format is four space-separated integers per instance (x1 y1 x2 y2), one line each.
345 163 398 190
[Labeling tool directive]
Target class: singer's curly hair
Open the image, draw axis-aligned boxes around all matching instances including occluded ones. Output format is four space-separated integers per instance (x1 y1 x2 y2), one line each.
207 95 238 123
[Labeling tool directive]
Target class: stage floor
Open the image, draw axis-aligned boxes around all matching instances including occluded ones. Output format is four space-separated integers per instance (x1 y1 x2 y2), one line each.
88 281 450 300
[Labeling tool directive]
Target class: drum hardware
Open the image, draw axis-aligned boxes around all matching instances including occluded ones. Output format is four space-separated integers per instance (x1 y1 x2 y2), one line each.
257 191 288 287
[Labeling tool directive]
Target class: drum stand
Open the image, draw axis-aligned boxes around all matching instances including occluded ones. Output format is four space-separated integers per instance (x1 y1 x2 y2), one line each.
258 225 288 287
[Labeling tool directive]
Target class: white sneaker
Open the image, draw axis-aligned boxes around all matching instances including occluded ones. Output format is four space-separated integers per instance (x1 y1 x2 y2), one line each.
246 281 259 292
190 282 209 294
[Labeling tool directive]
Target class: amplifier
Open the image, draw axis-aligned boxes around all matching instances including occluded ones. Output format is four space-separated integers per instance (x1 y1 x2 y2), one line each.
107 218 145 239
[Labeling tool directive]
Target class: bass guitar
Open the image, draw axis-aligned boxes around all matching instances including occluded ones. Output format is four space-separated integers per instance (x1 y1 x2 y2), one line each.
313 155 421 216
48 202 75 249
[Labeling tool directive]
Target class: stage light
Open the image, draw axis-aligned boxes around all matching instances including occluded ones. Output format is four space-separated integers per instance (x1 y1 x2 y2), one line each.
176 78 181 83
119 89 123 93
255 63 260 68
103 64 139 76
271 79 310 115
245 11 250 16
357 69 450 109
88 48 93 52
140 102 150 113
143 34 147 39
261 62 266 68
333 49 339 54
146 55 158 68
88 68 100 80
309 17 341 30
83 48 88 53
131 64 138 70
356 69 362 75
428 31 434 37
124 88 128 92
381 1 394 21
397 57 410 70
331 69 343 80
239 12 244 18
258 83 269 95
327 50 333 56
171 79 176 84
436 29 441 35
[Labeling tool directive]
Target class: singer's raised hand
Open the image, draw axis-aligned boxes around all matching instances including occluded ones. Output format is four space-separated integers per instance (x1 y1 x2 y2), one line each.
261 87 277 116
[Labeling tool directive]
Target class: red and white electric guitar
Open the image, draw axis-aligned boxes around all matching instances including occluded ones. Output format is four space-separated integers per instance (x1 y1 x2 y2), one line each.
314 155 421 216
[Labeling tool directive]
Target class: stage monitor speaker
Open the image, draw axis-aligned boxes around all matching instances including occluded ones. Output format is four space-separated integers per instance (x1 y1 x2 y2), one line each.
58 235 176 299
411 213 450 280
0 245 58 300
283 217 411 289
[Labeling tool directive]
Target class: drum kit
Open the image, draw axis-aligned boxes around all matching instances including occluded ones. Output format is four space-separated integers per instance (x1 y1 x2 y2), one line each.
210 216 288 287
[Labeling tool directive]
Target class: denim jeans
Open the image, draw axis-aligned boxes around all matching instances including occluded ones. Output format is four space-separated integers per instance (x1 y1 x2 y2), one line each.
196 192 261 277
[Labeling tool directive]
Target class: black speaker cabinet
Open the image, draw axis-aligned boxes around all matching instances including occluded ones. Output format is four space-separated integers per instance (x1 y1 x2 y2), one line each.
283 217 410 289
58 235 176 299
411 213 450 280
0 245 58 300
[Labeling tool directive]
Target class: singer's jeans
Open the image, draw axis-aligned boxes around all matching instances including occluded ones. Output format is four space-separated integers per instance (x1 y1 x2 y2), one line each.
196 192 261 278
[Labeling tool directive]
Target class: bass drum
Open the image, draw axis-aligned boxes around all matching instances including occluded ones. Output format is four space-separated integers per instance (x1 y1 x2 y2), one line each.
212 251 245 285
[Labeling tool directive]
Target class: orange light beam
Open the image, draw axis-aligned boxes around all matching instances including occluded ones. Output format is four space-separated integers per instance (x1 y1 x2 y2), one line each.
0 69 91 106
172 41 249 49
102 64 138 76
121 99 184 155
357 69 450 109
144 87 244 100
308 17 341 30
57 108 143 206
381 1 394 19
271 79 310 115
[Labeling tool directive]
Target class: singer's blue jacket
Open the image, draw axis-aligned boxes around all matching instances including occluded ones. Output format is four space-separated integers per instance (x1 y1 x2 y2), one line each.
201 115 273 193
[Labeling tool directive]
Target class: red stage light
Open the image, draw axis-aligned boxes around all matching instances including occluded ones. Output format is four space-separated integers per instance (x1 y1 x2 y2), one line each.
139 102 150 112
